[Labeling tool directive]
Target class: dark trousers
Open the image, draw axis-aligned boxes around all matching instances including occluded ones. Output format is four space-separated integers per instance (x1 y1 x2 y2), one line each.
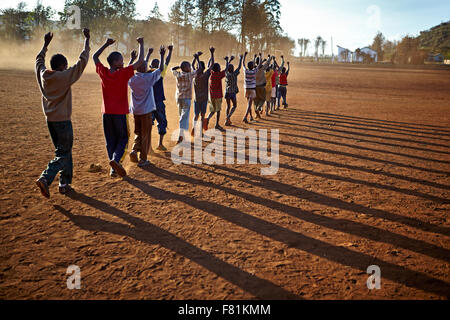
277 85 287 107
152 101 167 136
40 120 73 186
132 113 152 161
103 114 129 164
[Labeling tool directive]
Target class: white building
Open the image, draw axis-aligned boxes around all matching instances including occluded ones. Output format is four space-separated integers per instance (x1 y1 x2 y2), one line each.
353 47 378 63
336 45 353 63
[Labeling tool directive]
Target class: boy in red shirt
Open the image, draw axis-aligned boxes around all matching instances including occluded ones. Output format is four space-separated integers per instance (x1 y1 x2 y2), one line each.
93 37 145 177
206 57 231 131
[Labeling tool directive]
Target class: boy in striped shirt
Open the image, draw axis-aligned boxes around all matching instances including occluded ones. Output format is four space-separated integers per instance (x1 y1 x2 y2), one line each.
242 52 262 123
224 54 243 126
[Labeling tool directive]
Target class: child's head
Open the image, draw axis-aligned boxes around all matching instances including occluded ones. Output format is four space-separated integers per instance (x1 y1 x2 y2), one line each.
247 61 255 70
282 67 287 73
180 61 191 72
199 61 206 71
136 62 147 73
150 58 160 69
107 51 124 70
227 63 234 73
50 54 68 71
212 63 221 72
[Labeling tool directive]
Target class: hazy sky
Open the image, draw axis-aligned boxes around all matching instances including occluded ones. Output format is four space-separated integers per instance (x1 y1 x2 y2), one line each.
1 0 449 55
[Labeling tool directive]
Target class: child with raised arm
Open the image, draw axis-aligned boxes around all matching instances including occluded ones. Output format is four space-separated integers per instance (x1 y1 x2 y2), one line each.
254 54 272 119
206 55 232 132
147 44 173 151
93 37 145 177
192 47 215 136
274 56 285 111
264 56 275 116
242 52 261 123
128 46 166 168
172 54 200 144
35 29 90 198
224 53 243 126
278 61 290 109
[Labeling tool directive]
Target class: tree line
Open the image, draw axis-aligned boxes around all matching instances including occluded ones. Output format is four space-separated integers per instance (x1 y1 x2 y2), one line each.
0 0 296 58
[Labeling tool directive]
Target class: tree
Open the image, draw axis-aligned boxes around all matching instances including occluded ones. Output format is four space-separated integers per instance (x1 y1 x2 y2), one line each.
303 39 310 57
297 38 304 56
321 39 327 57
314 36 322 60
371 31 385 62
0 2 31 40
148 2 163 20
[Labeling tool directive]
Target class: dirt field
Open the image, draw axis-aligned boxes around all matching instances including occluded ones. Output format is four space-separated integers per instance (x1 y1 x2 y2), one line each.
0 63 449 299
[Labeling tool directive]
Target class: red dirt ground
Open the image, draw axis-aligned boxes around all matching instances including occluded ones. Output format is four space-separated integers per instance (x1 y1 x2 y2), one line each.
0 63 449 299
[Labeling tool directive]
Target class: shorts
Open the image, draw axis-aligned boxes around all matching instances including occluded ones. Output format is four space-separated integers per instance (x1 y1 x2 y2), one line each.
209 98 222 112
271 87 277 98
245 89 256 99
194 100 208 116
255 87 266 101
225 92 237 100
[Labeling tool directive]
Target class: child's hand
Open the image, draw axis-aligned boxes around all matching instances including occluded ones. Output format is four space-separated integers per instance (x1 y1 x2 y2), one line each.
210 47 215 53
82 28 90 39
44 32 53 47
239 54 244 59
224 56 229 61
160 46 166 55
131 50 137 60
281 55 284 59
106 38 115 46
230 55 235 61
197 51 203 57
148 48 154 55
172 66 181 71
136 37 144 45
168 45 174 51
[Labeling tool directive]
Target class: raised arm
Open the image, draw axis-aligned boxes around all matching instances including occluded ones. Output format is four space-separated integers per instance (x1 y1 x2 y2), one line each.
128 50 137 66
278 55 285 72
159 46 166 72
236 54 243 72
225 55 234 69
243 52 248 70
36 32 53 74
144 47 153 65
208 47 215 71
93 38 115 65
131 37 145 70
65 28 90 85
286 61 290 75
165 45 173 66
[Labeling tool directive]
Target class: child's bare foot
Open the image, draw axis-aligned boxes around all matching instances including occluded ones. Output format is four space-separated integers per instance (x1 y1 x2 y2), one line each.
242 118 248 123
202 118 208 131
36 177 50 198
129 151 139 163
191 128 195 137
156 144 167 151
109 160 127 177
225 118 232 126
176 136 184 145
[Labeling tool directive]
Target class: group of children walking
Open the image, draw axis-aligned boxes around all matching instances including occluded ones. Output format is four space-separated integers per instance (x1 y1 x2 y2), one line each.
34 30 290 198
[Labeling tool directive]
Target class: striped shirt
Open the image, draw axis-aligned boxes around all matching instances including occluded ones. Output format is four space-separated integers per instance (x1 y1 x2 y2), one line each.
245 68 257 89
173 70 198 100
225 70 240 94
